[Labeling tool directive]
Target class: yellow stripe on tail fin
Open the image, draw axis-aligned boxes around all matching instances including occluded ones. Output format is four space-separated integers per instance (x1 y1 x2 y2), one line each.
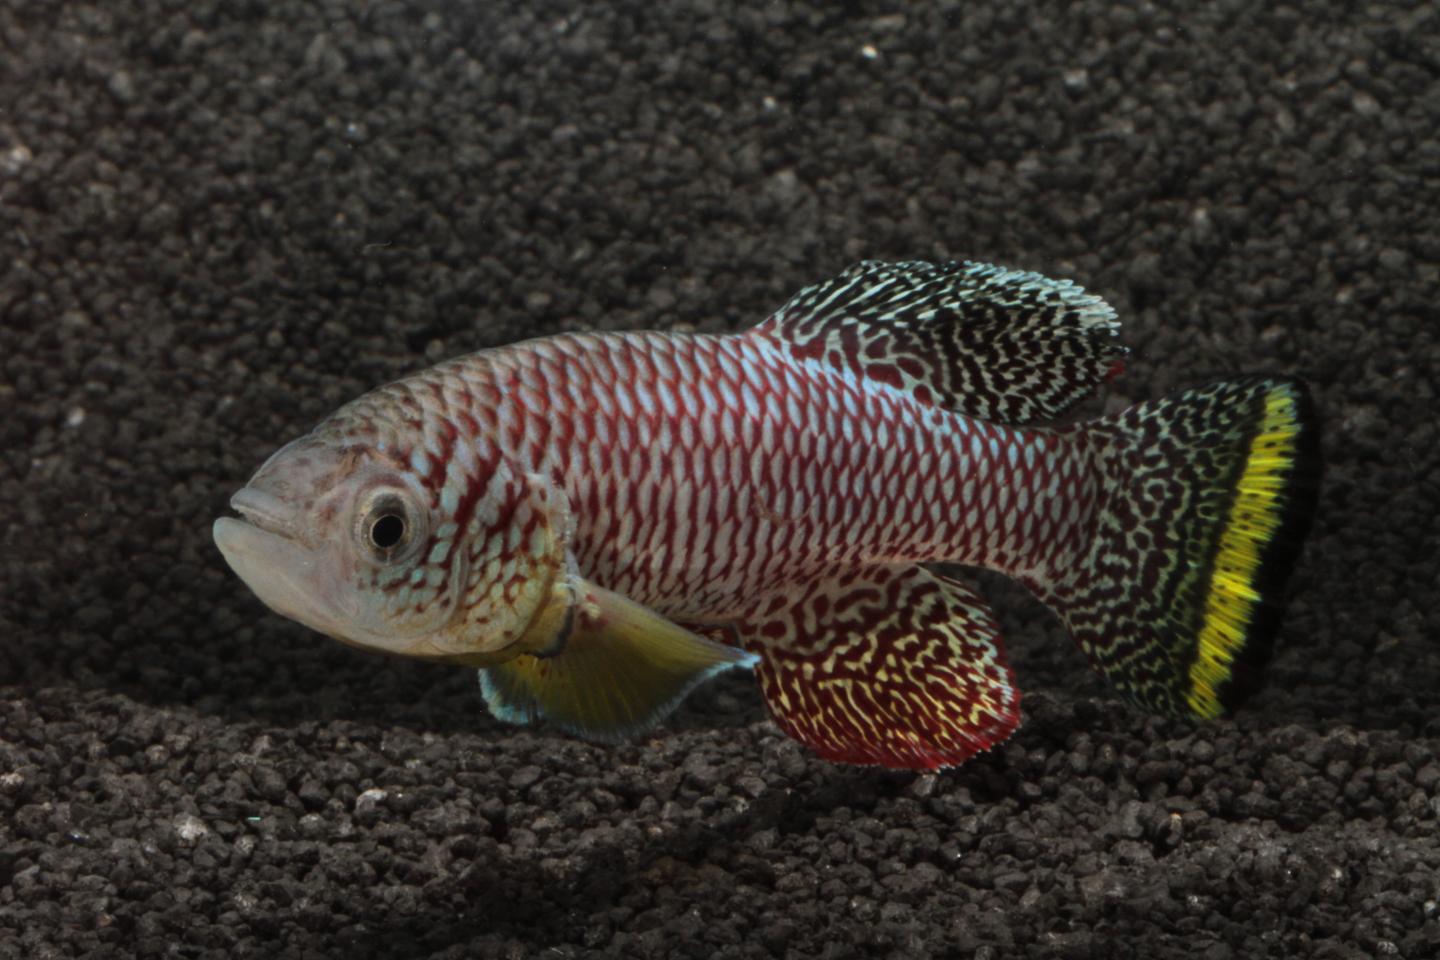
1033 376 1320 718
1187 385 1314 716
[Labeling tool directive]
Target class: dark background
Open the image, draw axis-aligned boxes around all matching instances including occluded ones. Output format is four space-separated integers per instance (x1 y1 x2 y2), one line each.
2 1 1438 957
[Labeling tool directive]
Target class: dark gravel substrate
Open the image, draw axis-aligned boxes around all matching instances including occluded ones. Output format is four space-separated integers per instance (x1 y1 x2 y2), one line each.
3 1 1438 957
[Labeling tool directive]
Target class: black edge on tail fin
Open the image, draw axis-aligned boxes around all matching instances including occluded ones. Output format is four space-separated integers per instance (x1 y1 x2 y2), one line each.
1034 376 1321 718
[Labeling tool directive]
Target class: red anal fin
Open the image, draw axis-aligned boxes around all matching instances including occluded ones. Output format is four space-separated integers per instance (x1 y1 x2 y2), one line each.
739 565 1021 770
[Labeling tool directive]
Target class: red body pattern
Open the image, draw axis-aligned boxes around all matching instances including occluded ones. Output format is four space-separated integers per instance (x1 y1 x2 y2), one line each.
326 325 1101 766
537 330 1091 616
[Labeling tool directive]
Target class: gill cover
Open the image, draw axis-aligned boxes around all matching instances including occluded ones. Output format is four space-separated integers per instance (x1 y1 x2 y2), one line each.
426 457 578 664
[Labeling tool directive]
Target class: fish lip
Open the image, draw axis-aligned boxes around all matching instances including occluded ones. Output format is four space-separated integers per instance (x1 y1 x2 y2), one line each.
212 515 349 639
228 487 301 539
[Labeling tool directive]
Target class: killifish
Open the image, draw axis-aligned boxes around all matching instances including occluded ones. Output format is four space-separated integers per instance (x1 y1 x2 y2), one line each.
213 261 1319 770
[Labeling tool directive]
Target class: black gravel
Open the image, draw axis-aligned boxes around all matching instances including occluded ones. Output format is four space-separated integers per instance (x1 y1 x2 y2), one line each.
3 1 1438 957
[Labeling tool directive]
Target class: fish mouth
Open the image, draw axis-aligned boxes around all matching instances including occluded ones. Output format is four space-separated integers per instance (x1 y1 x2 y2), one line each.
227 487 302 540
213 489 349 639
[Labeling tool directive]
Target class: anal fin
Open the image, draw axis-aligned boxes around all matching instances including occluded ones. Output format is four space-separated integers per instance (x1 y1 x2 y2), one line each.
739 565 1021 771
479 577 757 743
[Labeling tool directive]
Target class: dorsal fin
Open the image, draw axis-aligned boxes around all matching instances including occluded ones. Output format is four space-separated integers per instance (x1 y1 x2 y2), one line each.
749 260 1127 424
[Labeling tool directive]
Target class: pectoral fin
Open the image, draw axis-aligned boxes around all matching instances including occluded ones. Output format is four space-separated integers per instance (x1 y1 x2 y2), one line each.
478 578 758 742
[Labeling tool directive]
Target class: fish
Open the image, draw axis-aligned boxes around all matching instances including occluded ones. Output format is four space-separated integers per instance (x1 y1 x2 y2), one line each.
213 260 1320 770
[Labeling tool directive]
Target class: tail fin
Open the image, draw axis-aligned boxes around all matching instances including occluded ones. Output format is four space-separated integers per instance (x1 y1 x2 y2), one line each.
1037 376 1320 718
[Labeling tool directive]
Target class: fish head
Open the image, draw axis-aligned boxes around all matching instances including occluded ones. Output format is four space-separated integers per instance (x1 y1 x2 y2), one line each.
213 429 572 666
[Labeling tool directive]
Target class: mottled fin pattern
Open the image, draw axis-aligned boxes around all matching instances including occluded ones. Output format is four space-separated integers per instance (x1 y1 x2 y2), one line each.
739 565 1021 771
751 260 1126 424
1034 376 1320 717
478 577 757 742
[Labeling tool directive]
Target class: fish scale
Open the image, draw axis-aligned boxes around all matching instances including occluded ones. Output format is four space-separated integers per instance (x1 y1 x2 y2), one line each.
215 260 1319 770
371 331 1090 623
328 328 1087 620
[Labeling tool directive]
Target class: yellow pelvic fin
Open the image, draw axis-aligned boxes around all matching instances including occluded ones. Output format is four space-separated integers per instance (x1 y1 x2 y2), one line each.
478 578 758 742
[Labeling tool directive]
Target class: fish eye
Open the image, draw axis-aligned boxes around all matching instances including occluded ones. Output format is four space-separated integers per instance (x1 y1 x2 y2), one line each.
368 513 406 550
355 489 422 561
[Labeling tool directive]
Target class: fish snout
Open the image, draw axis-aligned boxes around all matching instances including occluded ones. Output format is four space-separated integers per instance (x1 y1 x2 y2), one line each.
228 486 303 539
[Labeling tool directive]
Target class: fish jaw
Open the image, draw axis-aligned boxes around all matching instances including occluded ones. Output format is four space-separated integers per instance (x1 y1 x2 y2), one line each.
211 475 415 655
212 514 354 641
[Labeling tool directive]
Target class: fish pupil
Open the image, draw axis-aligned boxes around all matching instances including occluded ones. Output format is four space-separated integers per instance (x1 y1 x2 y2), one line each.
369 514 406 550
